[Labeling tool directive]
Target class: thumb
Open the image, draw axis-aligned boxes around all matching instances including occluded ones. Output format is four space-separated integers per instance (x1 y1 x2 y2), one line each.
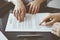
46 19 56 26
26 3 31 6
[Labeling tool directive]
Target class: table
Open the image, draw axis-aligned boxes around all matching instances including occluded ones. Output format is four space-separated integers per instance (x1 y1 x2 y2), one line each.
0 2 60 40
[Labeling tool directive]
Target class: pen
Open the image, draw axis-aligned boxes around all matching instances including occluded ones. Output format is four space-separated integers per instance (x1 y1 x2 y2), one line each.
40 18 52 25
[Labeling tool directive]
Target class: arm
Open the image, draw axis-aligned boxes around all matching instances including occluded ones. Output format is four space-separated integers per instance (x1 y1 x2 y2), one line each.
10 0 22 6
11 0 26 22
34 0 46 4
40 13 60 26
27 0 47 14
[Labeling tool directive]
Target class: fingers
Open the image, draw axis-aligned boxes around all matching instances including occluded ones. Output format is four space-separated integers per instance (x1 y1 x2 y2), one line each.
31 6 35 14
20 9 26 22
26 3 30 6
13 10 18 20
29 5 32 14
13 9 26 22
27 3 32 13
13 10 16 17
39 14 57 26
16 10 19 20
29 5 39 14
40 15 51 25
18 9 21 21
36 7 39 13
29 5 36 14
46 19 56 26
34 6 38 14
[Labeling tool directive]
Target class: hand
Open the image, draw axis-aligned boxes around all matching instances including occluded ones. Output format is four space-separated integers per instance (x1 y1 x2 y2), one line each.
13 1 26 22
27 0 44 14
40 13 60 26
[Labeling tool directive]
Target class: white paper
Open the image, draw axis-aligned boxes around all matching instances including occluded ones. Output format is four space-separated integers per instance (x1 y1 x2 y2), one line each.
5 13 52 32
0 31 8 40
47 0 60 9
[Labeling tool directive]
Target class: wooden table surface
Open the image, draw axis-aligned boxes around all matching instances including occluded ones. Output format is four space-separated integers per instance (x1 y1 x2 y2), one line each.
0 1 60 40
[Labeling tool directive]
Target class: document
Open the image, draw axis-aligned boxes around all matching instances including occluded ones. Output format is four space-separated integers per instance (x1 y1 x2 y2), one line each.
0 31 8 40
47 0 60 9
5 13 52 32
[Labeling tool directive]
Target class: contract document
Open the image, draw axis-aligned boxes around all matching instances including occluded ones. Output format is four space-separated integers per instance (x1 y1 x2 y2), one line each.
5 13 52 32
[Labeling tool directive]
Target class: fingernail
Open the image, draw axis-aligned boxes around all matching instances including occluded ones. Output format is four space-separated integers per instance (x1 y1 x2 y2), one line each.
20 19 24 22
17 18 18 20
46 24 48 26
39 24 41 25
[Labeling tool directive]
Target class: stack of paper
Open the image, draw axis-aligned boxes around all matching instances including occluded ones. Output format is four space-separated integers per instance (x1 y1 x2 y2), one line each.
0 31 8 40
5 13 52 32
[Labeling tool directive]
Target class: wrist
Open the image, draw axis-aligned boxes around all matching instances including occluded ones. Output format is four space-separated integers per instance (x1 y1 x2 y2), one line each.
35 0 46 4
11 0 22 6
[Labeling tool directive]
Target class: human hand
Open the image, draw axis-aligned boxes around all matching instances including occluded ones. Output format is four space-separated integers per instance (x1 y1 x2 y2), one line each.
40 13 60 26
13 1 26 22
27 0 44 14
